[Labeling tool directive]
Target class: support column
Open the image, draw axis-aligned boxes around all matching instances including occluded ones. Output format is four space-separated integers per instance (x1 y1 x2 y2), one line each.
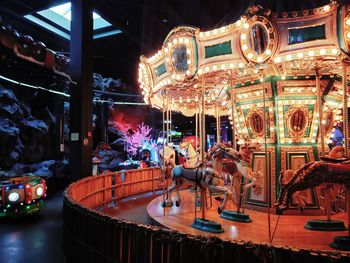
69 0 93 180
99 102 109 144
53 97 65 160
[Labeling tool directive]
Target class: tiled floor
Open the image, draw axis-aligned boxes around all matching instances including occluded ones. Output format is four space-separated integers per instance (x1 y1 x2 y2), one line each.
0 189 161 263
0 191 64 263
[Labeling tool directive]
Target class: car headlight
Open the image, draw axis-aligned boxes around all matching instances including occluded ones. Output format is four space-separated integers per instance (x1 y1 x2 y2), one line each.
8 192 20 202
36 186 44 197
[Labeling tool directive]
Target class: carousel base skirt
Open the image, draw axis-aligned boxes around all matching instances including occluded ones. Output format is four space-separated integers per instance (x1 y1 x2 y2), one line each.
147 190 349 253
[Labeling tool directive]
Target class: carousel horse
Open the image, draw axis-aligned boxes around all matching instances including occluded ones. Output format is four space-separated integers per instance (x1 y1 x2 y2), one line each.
222 142 262 213
162 143 243 214
275 146 350 213
159 145 176 179
279 170 308 212
179 140 199 168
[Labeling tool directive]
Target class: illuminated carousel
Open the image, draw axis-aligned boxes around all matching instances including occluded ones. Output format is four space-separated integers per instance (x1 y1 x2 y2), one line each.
139 2 350 252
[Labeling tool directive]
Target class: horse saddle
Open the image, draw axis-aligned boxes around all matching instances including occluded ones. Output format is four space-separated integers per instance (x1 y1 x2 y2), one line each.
183 163 202 169
320 157 350 164
324 160 350 173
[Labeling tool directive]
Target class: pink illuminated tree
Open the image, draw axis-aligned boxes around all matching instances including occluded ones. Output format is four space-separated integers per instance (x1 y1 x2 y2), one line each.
123 123 152 155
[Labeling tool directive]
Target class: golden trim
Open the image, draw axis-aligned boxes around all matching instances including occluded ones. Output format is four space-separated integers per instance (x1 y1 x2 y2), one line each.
246 107 265 137
240 16 277 64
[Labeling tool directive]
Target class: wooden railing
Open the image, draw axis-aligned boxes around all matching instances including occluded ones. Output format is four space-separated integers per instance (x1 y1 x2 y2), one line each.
68 167 162 209
63 167 349 263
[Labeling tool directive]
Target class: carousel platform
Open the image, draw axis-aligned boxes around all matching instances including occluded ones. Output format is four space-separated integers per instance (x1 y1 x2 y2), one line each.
147 189 349 253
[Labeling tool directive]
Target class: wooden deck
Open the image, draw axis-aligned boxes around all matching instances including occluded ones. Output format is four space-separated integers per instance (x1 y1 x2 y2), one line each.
147 189 349 253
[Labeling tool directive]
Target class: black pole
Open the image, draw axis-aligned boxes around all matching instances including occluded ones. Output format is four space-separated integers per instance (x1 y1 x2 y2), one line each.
54 97 65 160
103 103 109 144
69 0 93 180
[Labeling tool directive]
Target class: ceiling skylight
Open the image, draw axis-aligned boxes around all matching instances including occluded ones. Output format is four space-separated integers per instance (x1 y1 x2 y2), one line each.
24 2 121 40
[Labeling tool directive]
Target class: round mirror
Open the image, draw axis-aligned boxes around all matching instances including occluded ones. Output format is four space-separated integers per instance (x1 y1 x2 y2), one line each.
172 45 188 73
248 24 268 55
249 112 264 134
290 109 307 132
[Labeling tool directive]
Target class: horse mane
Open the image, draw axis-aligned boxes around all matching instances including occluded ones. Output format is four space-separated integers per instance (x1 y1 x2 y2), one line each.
283 161 327 187
207 143 227 159
238 146 253 163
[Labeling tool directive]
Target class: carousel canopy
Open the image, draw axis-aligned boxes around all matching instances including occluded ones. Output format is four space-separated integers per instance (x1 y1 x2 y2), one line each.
138 2 350 117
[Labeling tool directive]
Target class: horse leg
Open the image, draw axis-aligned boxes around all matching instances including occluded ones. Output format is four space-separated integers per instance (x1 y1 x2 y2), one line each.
241 177 257 213
232 173 242 213
162 179 177 207
174 179 182 207
209 185 232 214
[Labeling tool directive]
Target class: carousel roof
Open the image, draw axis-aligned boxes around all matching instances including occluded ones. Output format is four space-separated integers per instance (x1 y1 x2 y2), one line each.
138 2 350 117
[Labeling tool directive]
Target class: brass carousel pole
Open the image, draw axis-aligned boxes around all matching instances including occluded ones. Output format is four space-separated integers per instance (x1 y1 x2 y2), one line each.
166 98 169 145
199 101 202 162
162 92 166 215
316 68 326 156
194 103 198 221
230 75 236 150
342 61 349 236
195 104 198 151
201 77 206 220
262 80 272 243
331 60 350 250
216 101 220 143
343 61 349 158
169 104 172 142
317 68 332 221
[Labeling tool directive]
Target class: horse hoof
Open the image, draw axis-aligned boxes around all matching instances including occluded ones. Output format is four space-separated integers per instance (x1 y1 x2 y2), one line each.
276 208 284 215
298 206 304 214
161 201 173 207
175 201 180 207
217 207 223 214
214 196 223 203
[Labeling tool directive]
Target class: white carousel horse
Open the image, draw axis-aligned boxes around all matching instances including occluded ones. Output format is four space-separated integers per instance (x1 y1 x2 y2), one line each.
179 140 199 168
229 142 262 213
162 143 242 214
159 145 176 179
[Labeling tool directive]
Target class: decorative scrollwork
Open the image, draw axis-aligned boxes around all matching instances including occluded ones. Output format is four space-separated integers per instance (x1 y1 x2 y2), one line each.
246 107 265 137
285 105 311 139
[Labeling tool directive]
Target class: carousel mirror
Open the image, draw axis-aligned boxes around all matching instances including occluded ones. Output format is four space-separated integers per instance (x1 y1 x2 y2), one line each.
172 44 188 73
250 112 264 135
248 24 268 55
290 109 307 133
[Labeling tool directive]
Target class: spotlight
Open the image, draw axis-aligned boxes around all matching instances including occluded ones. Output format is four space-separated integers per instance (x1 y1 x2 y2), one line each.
8 192 20 202
36 186 44 197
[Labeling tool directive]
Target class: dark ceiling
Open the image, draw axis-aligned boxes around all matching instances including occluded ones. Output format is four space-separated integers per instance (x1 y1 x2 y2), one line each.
0 0 335 93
